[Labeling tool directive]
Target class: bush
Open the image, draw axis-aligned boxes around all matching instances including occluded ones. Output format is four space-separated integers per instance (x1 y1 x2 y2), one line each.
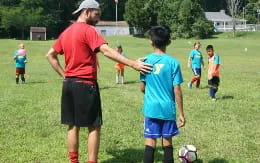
192 19 214 39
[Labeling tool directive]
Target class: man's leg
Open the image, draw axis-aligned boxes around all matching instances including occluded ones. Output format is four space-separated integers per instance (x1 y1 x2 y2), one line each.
68 125 80 163
162 138 173 163
88 126 101 163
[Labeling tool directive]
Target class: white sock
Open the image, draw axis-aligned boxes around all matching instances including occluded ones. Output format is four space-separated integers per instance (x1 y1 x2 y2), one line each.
116 75 119 84
121 76 124 84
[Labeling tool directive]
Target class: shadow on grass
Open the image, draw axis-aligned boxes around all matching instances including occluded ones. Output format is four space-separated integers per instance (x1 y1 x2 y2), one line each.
124 80 139 84
25 81 49 84
101 148 163 163
208 158 229 163
221 95 234 100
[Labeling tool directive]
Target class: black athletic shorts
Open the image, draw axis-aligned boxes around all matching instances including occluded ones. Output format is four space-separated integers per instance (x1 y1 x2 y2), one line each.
61 77 102 127
208 76 220 87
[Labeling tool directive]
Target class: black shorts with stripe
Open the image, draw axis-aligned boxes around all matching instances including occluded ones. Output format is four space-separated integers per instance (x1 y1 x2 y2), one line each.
61 78 102 127
208 76 220 87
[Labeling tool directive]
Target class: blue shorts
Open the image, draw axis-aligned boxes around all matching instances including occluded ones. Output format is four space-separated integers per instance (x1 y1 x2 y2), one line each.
144 117 179 138
192 68 201 76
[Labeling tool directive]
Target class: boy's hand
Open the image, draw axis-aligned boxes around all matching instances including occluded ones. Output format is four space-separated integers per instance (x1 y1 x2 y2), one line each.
178 115 185 128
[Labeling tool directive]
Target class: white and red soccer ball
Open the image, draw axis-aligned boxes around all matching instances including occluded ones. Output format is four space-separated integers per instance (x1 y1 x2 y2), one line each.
179 145 198 163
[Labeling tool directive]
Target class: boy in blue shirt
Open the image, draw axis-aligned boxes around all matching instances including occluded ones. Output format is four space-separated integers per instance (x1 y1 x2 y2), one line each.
140 25 185 163
187 42 204 88
13 43 27 84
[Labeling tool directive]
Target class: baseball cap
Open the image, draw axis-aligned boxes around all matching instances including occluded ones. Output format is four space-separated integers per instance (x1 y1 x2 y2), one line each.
72 0 100 15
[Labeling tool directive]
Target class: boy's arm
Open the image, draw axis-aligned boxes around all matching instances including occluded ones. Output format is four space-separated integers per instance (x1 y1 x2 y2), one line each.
45 48 65 78
212 64 220 76
174 85 185 128
201 60 205 69
140 81 145 93
187 57 191 68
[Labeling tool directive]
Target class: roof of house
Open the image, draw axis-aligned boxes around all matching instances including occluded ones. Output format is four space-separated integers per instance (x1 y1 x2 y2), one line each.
205 12 246 22
30 27 46 32
96 21 129 27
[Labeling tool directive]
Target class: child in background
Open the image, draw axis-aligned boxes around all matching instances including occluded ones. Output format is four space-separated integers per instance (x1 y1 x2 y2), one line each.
13 43 27 84
206 45 221 100
114 45 126 84
187 41 204 88
140 25 185 163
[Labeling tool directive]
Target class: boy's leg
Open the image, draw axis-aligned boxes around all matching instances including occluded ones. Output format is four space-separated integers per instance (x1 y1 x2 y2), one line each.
68 125 80 163
120 69 124 84
88 126 101 163
16 75 19 84
144 138 156 163
21 74 25 83
116 70 119 84
162 138 173 163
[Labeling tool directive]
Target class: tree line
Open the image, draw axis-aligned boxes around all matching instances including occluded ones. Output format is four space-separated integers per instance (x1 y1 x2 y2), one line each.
0 0 259 39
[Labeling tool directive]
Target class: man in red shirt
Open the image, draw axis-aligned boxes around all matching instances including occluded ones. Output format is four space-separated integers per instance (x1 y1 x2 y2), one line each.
45 0 152 163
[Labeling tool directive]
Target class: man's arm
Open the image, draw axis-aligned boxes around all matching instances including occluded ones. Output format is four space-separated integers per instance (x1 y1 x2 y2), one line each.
45 48 65 78
99 44 152 74
174 85 185 128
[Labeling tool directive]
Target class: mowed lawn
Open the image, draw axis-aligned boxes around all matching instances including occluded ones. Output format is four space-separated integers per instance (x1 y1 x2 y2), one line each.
0 32 259 163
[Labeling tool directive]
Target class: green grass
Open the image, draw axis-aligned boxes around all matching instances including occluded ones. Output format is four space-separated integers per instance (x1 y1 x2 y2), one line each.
0 31 260 162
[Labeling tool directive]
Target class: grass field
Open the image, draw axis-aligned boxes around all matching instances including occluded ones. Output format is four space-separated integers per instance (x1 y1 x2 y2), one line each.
0 31 260 163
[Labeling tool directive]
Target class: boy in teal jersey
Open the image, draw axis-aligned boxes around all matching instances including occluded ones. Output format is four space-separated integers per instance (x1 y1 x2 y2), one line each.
187 42 204 88
13 43 27 84
140 25 185 163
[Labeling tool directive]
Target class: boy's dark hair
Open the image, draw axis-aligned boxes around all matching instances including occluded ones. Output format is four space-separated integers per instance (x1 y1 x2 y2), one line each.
117 45 123 51
149 25 171 48
206 45 214 50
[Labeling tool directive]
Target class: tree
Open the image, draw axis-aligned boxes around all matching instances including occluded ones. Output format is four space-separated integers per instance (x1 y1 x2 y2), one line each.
227 0 242 37
124 0 150 33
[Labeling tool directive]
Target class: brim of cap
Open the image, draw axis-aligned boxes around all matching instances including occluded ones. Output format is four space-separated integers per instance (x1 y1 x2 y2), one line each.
72 8 82 15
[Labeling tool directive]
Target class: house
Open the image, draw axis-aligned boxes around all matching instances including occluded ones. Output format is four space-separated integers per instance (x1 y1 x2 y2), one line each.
95 21 130 36
205 10 247 32
30 27 46 40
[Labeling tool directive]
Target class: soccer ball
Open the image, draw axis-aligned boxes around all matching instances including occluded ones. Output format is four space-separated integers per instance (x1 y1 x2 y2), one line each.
178 145 198 163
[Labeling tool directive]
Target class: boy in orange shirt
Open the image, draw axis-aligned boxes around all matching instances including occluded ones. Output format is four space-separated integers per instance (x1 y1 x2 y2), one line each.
206 45 221 100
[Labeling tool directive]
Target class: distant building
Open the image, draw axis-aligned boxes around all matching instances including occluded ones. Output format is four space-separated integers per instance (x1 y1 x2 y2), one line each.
205 10 248 32
30 27 46 40
95 21 130 36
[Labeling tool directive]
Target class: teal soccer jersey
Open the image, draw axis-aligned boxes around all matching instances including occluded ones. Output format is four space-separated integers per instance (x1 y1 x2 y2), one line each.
140 53 183 120
189 49 203 69
14 50 27 68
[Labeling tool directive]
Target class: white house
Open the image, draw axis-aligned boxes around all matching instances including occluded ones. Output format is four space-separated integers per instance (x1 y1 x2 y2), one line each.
205 10 248 32
95 21 130 36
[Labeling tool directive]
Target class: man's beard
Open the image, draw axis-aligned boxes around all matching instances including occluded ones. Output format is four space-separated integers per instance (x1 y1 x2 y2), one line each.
87 19 98 26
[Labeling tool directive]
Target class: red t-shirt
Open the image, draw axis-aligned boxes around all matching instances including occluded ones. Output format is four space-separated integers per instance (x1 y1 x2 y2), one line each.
53 22 107 80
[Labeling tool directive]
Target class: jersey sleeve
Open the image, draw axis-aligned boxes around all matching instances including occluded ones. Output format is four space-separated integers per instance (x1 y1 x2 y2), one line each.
85 26 107 52
172 62 184 86
214 55 221 65
52 34 64 54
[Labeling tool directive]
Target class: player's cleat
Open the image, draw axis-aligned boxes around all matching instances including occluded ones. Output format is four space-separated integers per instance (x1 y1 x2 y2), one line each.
211 98 216 101
187 82 192 88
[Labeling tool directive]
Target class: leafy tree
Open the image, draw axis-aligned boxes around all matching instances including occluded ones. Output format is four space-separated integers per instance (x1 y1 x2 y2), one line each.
124 0 150 33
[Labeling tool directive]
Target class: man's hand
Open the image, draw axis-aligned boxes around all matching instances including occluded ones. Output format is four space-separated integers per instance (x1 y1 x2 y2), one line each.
132 59 152 74
178 114 185 128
